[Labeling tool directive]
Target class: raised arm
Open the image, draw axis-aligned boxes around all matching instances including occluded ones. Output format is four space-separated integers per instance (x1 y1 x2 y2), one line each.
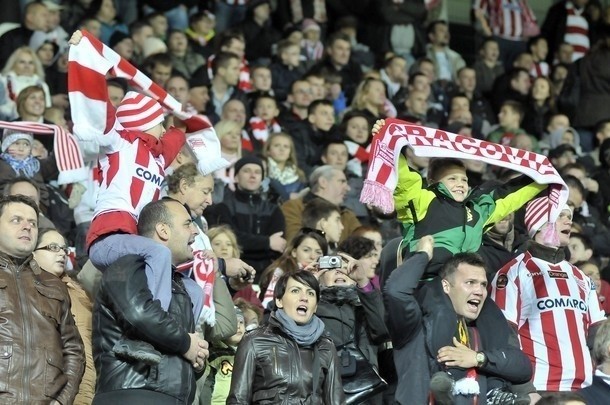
68 30 117 145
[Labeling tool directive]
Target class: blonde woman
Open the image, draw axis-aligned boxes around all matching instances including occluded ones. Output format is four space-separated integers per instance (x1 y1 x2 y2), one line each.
208 225 263 309
349 77 391 123
213 119 243 190
263 132 306 198
0 47 52 120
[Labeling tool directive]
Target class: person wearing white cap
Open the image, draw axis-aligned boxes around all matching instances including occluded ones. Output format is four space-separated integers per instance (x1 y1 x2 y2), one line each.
491 196 607 395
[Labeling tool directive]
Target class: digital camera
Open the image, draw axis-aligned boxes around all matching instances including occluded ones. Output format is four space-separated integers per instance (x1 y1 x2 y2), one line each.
318 255 343 269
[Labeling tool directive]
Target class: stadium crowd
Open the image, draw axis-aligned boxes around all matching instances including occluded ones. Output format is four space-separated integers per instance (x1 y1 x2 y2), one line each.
1 0 610 404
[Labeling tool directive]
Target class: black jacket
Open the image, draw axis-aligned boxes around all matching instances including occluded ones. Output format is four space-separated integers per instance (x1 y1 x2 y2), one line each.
0 26 33 66
204 187 285 273
240 19 281 63
316 286 389 367
384 253 532 404
288 121 340 177
93 255 197 404
578 375 610 405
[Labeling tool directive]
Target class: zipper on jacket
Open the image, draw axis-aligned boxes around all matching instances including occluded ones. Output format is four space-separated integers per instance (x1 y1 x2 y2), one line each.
15 262 32 403
272 346 278 374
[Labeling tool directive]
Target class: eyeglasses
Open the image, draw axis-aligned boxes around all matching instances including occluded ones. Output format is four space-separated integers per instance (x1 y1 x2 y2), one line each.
299 227 325 237
35 243 69 254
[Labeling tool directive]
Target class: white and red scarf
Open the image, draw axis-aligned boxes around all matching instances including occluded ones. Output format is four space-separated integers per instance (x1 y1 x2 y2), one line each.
207 54 252 92
0 120 86 185
361 118 568 224
345 140 371 177
68 30 229 176
69 31 230 325
249 116 281 143
176 223 217 327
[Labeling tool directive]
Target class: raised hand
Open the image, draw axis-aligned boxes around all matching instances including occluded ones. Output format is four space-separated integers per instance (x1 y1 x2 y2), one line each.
372 119 386 135
69 30 83 46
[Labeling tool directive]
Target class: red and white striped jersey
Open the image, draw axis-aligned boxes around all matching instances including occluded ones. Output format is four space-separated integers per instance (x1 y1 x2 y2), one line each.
564 2 590 61
85 127 185 247
474 0 537 41
491 251 606 391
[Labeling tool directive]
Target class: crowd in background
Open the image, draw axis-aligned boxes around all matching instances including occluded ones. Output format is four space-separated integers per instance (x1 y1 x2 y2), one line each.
2 0 610 404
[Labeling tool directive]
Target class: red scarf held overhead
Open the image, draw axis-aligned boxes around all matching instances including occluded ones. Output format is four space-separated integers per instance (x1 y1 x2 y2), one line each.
360 118 568 224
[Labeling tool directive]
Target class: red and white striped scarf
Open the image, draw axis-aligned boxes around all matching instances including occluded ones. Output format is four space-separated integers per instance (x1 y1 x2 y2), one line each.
302 39 324 61
176 224 217 327
241 129 254 153
68 30 228 176
0 120 86 185
530 61 549 78
345 140 371 177
207 54 253 92
69 31 229 326
248 116 281 143
361 118 568 224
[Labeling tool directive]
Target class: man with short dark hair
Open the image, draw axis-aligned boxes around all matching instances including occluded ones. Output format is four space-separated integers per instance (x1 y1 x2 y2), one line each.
0 194 85 404
205 51 247 121
4 176 55 229
204 156 286 278
385 236 533 405
92 198 209 404
0 1 49 63
289 99 338 176
310 32 363 101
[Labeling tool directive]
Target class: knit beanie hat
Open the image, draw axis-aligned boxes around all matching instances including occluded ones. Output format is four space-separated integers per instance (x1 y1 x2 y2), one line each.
234 155 264 176
2 130 33 152
116 91 165 132
302 18 321 32
524 196 572 244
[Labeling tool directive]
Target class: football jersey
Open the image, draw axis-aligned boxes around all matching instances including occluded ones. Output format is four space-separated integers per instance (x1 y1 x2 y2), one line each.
491 251 606 391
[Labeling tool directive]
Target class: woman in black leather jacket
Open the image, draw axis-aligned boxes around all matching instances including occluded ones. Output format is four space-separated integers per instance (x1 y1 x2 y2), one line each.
227 271 345 404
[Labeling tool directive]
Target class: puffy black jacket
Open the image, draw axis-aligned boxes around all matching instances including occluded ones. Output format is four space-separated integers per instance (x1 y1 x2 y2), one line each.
204 187 285 274
92 255 197 403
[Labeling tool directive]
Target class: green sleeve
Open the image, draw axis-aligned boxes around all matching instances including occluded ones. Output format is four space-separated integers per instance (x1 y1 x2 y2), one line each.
484 177 547 228
394 154 436 224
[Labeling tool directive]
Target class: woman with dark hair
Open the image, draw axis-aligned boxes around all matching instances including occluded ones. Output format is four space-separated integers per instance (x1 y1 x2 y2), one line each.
87 0 128 45
316 236 391 404
522 76 557 139
228 271 345 404
259 228 328 308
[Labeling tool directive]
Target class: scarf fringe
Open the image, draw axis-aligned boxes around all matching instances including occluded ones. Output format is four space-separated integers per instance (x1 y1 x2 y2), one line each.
361 179 394 214
199 305 216 327
452 377 479 396
361 118 569 222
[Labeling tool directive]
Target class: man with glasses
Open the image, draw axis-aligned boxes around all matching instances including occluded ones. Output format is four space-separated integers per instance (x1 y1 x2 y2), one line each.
0 194 85 404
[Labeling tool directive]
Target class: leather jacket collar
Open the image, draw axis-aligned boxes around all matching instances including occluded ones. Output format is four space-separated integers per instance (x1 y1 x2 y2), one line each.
0 251 38 273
